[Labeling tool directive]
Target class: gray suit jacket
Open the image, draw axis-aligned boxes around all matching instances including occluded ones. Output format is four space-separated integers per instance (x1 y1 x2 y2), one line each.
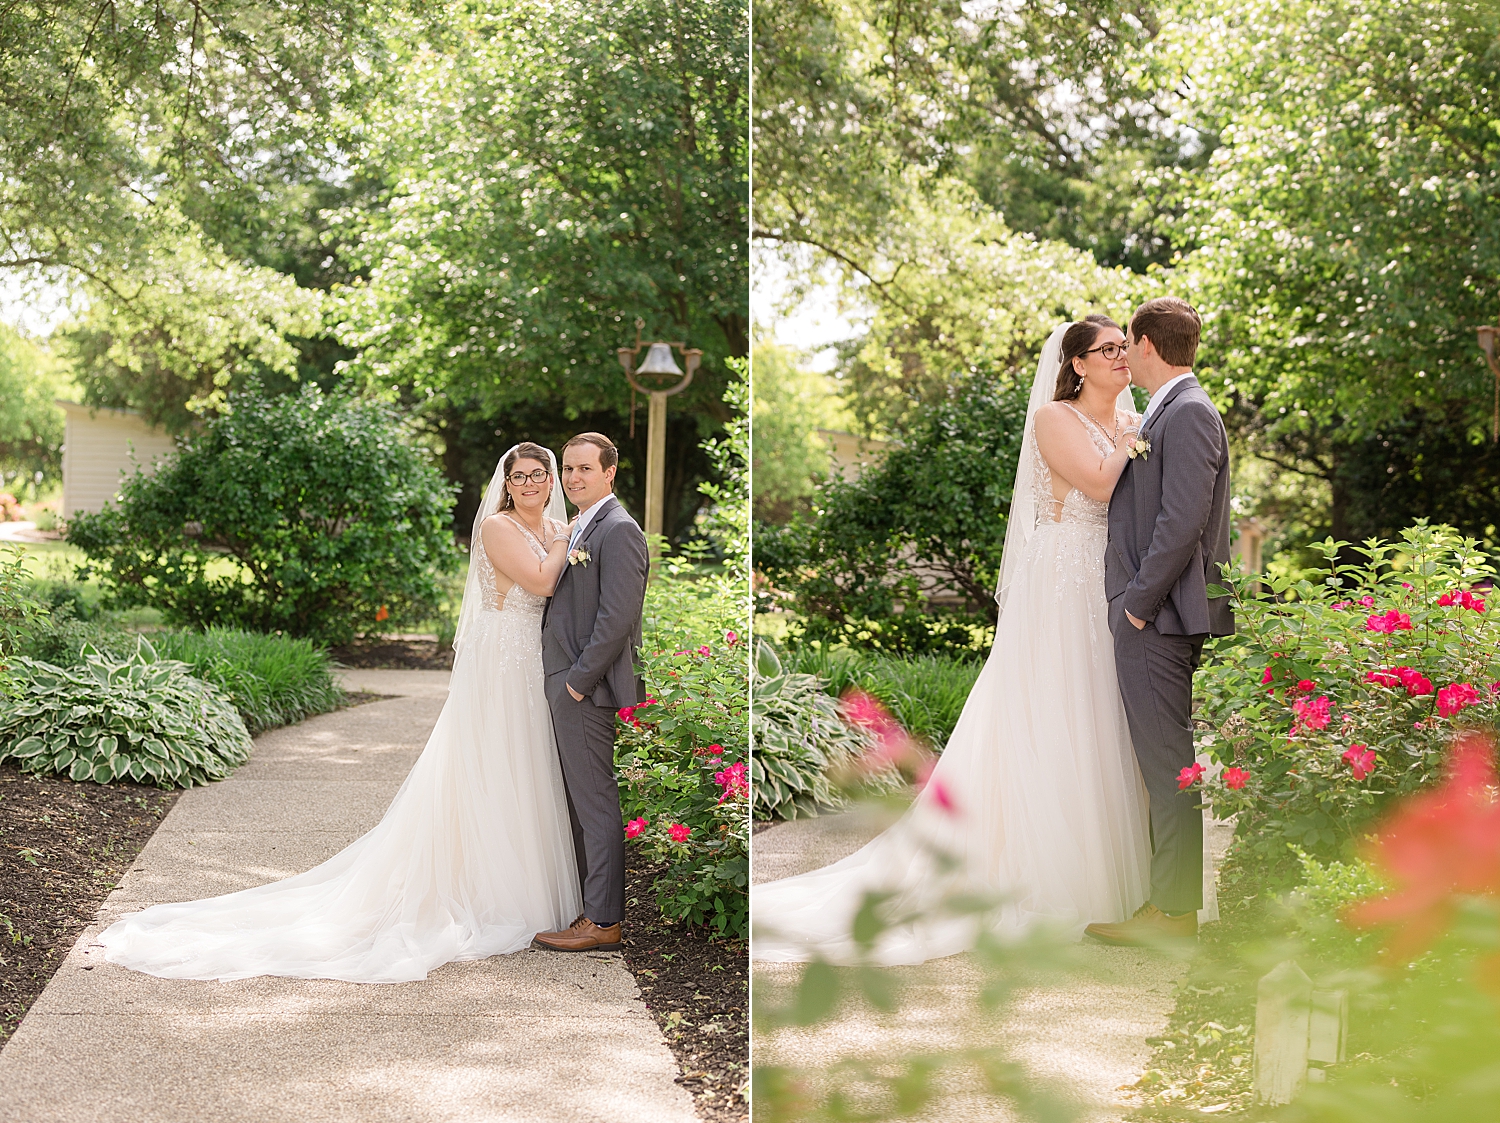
542 495 649 709
1106 376 1234 638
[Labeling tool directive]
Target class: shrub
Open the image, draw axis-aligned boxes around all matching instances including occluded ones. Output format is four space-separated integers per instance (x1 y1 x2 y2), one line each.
0 547 45 662
0 638 252 787
751 643 877 820
754 371 1028 655
68 385 457 644
148 628 345 734
1193 523 1500 863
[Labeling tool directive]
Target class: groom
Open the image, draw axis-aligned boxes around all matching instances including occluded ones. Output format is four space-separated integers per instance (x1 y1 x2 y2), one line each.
1087 297 1233 947
535 432 649 952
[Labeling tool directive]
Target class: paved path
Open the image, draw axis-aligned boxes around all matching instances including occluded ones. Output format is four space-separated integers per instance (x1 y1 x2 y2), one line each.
0 669 695 1123
753 804 1234 1123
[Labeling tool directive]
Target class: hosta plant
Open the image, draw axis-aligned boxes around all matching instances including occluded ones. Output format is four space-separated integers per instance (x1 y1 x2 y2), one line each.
751 641 899 820
1192 523 1500 863
0 638 252 787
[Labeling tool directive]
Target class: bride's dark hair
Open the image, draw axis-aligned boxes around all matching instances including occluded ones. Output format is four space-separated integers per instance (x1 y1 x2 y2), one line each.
1052 314 1122 402
497 442 554 512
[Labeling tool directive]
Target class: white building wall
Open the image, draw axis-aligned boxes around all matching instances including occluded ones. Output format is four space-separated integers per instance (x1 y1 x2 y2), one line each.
58 402 178 519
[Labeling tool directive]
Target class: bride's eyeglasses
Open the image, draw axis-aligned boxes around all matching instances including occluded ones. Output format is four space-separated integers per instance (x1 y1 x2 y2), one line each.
507 468 552 485
1082 341 1130 361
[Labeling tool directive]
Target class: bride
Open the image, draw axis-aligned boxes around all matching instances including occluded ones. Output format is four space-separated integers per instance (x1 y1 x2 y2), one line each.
753 316 1153 965
100 443 583 982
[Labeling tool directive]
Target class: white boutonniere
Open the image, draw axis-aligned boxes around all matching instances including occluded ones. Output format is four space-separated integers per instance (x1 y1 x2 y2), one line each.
567 546 591 567
1127 436 1151 461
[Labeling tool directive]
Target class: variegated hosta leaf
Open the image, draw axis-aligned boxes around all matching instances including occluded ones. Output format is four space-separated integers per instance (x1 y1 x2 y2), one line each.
0 645 251 788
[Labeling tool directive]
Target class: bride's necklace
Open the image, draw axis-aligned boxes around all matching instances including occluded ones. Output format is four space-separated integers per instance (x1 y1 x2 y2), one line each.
1076 401 1121 448
507 510 548 549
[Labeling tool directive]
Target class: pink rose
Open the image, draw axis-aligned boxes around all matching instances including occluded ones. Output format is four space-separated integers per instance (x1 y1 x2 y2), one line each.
1296 679 1317 693
1395 667 1433 696
1261 667 1274 685
1366 668 1400 688
625 817 648 839
1359 595 1375 608
1342 745 1376 781
1224 767 1250 790
1437 683 1483 719
667 823 691 843
1177 762 1205 790
726 630 738 644
1291 694 1333 732
1366 609 1413 633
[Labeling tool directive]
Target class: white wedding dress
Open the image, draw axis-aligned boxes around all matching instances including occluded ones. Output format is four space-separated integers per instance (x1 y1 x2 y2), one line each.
752 326 1152 965
100 467 581 983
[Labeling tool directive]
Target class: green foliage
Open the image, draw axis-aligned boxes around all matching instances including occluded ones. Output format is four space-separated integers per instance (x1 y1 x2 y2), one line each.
617 565 749 938
0 638 251 787
0 548 45 662
147 629 345 735
1195 523 1500 861
68 385 457 644
750 642 880 820
333 0 748 427
756 372 1028 649
1283 846 1388 964
0 327 67 490
751 341 852 521
781 647 982 750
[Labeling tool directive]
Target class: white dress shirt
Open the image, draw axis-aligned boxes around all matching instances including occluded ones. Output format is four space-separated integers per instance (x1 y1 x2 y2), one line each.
1143 372 1196 423
568 494 609 549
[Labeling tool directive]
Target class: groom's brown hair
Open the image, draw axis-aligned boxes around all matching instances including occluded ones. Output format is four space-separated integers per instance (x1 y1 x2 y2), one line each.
563 431 619 471
1130 297 1201 368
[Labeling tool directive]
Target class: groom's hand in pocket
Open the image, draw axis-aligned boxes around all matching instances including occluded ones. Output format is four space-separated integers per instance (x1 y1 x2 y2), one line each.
566 684 585 701
1126 611 1148 630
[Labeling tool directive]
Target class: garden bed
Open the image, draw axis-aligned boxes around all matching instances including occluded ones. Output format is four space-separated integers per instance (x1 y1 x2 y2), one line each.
331 636 454 670
621 851 748 1123
0 764 177 1047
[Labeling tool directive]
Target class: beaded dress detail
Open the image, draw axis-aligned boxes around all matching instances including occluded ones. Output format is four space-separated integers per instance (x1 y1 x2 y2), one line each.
754 404 1153 965
100 511 581 982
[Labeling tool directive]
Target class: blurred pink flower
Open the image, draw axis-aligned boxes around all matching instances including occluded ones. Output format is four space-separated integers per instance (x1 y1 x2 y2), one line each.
668 823 691 843
1366 668 1401 688
1359 595 1375 608
1292 695 1333 732
726 630 738 644
1178 762 1205 790
1295 678 1317 693
625 817 648 839
1224 767 1250 790
1261 666 1274 685
1343 744 1377 781
697 645 710 656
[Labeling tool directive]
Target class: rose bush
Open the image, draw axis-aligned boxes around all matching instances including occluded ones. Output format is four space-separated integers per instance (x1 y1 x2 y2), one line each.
612 374 748 938
1191 522 1500 864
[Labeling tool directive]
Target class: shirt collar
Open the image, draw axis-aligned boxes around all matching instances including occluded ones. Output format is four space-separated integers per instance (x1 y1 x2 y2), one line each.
1143 372 1195 421
572 494 611 538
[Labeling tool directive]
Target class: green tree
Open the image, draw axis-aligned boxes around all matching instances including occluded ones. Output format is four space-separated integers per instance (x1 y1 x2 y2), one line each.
0 327 68 495
332 0 748 536
1174 0 1500 544
68 386 456 643
756 372 1031 652
751 341 853 521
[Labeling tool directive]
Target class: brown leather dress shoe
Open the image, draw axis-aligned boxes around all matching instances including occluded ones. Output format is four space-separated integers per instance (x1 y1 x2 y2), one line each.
532 914 623 952
1084 903 1197 947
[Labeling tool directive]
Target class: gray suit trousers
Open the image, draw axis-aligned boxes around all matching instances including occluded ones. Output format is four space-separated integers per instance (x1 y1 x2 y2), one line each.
545 668 625 926
1110 596 1205 916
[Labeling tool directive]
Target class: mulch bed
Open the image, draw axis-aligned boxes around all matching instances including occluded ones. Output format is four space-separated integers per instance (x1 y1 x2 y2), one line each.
621 852 748 1123
0 764 178 1048
330 636 454 670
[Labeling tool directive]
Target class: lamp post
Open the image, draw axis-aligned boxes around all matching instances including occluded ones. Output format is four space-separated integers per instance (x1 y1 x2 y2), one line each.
1477 325 1500 443
617 321 700 558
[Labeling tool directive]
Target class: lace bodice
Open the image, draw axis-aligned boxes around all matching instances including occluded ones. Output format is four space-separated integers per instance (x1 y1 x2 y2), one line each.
1030 403 1134 529
474 514 560 618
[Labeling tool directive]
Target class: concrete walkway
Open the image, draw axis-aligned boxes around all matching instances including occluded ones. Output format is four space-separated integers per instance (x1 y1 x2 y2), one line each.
753 804 1234 1123
0 669 696 1123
